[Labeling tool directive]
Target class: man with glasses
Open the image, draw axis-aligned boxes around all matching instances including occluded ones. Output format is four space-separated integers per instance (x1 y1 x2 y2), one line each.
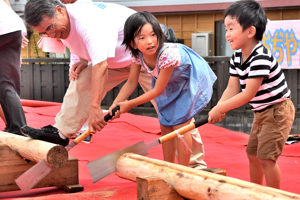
21 0 207 170
0 0 28 136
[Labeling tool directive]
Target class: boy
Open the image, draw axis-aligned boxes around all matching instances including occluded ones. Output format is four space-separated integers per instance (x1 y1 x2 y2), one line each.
208 0 295 189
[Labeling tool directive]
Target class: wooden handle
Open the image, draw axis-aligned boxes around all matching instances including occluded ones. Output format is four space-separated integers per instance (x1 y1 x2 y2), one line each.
73 129 91 144
73 106 120 144
158 117 208 144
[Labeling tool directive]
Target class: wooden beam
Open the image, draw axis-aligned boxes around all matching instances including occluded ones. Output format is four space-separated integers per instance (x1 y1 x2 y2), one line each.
137 176 184 200
116 153 300 200
0 132 68 168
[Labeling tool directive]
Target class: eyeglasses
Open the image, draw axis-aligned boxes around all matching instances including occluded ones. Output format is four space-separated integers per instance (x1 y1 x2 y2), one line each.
39 16 56 36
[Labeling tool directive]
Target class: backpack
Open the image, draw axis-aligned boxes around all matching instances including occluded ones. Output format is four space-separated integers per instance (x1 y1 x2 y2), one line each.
160 24 178 43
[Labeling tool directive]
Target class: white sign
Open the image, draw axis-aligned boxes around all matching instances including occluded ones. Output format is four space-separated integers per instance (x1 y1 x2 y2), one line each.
263 20 300 69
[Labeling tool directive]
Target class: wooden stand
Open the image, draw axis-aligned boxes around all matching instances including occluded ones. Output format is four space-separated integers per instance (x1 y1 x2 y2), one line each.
137 168 226 200
0 143 83 193
137 176 184 200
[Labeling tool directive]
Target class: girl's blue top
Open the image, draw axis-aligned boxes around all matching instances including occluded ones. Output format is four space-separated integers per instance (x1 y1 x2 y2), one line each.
138 43 217 126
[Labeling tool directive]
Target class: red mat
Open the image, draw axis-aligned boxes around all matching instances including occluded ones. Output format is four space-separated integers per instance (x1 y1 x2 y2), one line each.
0 100 299 199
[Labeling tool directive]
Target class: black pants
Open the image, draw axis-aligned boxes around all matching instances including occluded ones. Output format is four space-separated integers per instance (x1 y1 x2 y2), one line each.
0 31 26 135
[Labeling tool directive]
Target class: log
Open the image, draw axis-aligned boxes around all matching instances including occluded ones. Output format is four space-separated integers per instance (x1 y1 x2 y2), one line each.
0 143 81 192
116 153 300 200
0 132 68 168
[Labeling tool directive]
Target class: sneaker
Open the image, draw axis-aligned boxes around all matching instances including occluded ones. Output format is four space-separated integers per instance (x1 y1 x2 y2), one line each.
82 134 92 143
3 126 9 132
20 125 69 147
3 126 24 136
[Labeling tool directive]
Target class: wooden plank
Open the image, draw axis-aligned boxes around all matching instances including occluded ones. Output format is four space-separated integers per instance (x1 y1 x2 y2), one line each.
137 176 184 200
33 63 42 100
282 9 300 20
20 63 34 100
59 184 84 193
0 144 28 167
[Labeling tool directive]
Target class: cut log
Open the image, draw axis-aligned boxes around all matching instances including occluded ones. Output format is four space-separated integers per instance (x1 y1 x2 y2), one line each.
0 132 68 168
116 153 300 200
0 143 81 192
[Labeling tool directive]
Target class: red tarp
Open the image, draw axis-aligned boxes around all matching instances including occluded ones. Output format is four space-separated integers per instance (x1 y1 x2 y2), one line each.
0 99 299 199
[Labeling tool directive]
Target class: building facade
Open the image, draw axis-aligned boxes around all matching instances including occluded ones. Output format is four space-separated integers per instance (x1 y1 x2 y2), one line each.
8 0 300 57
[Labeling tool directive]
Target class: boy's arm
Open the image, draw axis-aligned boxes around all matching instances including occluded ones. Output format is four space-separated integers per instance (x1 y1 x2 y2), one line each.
218 76 241 103
209 77 264 124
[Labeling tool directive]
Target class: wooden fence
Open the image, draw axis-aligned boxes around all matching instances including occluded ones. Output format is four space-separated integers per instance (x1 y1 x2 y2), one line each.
20 58 300 134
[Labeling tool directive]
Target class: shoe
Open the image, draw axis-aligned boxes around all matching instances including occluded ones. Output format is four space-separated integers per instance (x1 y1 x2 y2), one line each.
2 126 9 132
82 134 92 143
3 126 24 136
20 125 69 147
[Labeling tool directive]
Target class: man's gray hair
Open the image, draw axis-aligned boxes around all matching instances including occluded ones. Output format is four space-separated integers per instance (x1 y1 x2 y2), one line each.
25 0 65 26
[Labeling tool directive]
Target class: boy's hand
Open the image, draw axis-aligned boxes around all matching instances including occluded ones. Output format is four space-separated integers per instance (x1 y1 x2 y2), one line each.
208 106 226 124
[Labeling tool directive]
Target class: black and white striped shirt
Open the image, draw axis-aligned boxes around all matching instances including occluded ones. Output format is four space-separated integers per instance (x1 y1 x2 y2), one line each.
230 43 290 111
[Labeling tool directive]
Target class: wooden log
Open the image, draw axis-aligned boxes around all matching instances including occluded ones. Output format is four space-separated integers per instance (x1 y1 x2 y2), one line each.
0 144 81 192
116 153 300 200
137 176 184 200
0 132 68 168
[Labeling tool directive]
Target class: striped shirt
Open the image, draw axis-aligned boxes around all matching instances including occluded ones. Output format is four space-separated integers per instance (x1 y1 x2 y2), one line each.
229 43 290 111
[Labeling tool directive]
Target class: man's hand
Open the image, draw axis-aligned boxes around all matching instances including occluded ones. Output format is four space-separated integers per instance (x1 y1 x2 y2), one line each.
21 35 29 48
88 106 107 133
69 60 88 81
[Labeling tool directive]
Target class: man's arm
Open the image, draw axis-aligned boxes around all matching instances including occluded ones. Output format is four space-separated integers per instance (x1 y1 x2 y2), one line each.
4 0 11 7
88 60 108 133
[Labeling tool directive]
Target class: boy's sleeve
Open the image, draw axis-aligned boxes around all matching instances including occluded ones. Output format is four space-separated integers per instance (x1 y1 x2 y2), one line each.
229 55 239 77
248 57 271 78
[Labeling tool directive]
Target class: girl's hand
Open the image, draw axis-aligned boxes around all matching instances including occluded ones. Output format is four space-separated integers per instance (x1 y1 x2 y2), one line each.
208 106 225 124
108 103 121 120
118 100 132 114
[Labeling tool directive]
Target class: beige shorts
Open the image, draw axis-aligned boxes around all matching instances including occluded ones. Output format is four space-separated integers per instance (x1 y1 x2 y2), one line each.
246 98 295 160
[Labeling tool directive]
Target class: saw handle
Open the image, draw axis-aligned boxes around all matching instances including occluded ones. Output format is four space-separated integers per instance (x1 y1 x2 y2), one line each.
159 117 208 144
73 106 120 144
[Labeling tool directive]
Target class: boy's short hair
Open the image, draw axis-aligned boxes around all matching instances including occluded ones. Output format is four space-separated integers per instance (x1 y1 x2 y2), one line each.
224 0 267 41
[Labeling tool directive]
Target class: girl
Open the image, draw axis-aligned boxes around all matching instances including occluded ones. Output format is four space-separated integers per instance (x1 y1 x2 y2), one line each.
109 11 216 166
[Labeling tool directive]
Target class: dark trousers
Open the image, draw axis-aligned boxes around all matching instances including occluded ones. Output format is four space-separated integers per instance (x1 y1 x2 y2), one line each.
0 31 26 135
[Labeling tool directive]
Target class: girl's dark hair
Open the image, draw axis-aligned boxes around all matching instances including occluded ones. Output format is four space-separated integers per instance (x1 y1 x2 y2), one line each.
224 0 267 41
122 11 165 59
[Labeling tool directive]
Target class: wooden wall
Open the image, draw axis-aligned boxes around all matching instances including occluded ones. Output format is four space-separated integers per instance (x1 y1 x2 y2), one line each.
21 7 300 58
154 8 300 55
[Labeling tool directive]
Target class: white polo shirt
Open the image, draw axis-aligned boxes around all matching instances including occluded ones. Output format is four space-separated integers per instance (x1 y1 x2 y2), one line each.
0 1 26 35
62 2 136 68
